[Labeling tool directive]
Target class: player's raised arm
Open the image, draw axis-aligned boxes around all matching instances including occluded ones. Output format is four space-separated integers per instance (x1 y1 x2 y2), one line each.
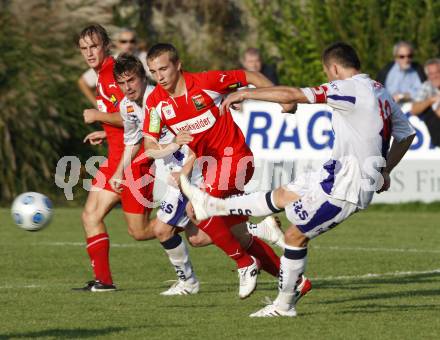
220 86 307 115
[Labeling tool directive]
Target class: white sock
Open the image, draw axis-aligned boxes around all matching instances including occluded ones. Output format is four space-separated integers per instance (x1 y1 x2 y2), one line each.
161 234 195 283
274 246 307 310
219 191 283 217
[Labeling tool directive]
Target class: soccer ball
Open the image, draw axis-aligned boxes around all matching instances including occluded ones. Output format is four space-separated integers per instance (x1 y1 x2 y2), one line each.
11 192 53 231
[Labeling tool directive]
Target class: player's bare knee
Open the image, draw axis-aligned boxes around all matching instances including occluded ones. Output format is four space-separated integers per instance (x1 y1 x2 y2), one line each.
153 220 173 242
126 220 147 241
81 208 98 228
284 226 308 247
273 187 300 209
188 234 209 247
129 229 146 241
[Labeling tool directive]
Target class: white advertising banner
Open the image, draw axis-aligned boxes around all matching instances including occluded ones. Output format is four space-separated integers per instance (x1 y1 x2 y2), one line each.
231 101 440 203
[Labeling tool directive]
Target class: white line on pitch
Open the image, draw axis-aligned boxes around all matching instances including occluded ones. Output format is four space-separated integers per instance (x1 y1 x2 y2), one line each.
312 245 440 254
30 242 440 254
313 268 440 281
1 268 439 290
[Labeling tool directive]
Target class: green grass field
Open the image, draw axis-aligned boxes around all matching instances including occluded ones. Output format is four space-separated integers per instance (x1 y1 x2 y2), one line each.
1 206 440 340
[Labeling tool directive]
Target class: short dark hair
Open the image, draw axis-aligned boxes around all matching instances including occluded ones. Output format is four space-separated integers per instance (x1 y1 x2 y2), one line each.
76 24 111 50
147 43 179 64
322 42 361 70
113 53 146 80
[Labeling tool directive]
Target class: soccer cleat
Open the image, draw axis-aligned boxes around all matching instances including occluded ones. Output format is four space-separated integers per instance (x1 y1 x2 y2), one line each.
249 302 297 317
180 175 223 220
238 256 260 299
293 275 312 305
160 278 200 296
90 280 117 292
72 280 96 291
254 216 286 249
72 280 117 292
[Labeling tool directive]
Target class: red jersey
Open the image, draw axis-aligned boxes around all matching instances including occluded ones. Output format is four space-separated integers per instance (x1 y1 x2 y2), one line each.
96 56 125 158
143 70 252 160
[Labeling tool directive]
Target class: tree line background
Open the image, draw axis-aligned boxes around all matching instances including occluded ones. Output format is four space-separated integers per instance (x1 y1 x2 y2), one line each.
0 0 439 203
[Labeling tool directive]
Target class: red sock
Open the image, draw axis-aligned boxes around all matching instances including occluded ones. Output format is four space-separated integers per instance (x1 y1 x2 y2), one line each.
86 232 113 285
247 236 280 277
200 217 254 268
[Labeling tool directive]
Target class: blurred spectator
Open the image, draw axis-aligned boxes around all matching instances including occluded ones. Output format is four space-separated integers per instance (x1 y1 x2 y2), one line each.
77 28 150 106
411 58 440 147
241 47 279 85
377 41 426 104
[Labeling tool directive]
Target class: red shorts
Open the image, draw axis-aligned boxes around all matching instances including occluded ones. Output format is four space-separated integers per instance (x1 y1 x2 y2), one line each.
92 157 155 215
199 153 254 227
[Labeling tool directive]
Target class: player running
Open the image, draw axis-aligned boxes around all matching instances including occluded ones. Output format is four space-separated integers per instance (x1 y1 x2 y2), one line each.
75 24 155 292
108 53 204 295
142 43 311 300
109 53 286 296
180 42 416 316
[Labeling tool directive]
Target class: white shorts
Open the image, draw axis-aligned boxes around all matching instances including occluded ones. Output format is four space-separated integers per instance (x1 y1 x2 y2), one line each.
284 172 358 239
156 186 189 228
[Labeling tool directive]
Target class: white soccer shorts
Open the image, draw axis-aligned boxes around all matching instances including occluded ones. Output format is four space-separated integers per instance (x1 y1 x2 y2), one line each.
284 171 358 239
156 186 190 228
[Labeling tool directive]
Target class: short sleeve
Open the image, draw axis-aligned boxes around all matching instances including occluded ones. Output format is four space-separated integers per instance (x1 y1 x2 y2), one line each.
197 70 248 94
301 80 356 112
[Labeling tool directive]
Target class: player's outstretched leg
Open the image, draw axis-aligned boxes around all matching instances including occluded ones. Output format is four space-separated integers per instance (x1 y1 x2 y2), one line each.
154 220 199 295
180 175 298 220
250 225 308 317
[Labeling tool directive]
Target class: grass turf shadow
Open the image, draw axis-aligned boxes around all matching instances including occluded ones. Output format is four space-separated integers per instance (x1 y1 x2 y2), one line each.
0 327 127 339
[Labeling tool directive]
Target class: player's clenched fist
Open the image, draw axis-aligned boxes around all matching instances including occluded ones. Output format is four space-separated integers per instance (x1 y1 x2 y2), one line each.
83 130 106 145
83 108 100 124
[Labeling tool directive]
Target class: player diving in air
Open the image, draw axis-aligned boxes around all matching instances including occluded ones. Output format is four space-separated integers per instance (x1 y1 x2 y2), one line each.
181 42 416 316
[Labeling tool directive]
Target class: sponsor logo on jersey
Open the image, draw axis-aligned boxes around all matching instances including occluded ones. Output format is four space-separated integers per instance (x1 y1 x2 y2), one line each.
110 94 119 107
127 105 134 113
228 82 241 89
191 94 207 111
162 104 176 119
109 83 117 88
96 99 107 113
149 107 161 133
170 110 216 134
